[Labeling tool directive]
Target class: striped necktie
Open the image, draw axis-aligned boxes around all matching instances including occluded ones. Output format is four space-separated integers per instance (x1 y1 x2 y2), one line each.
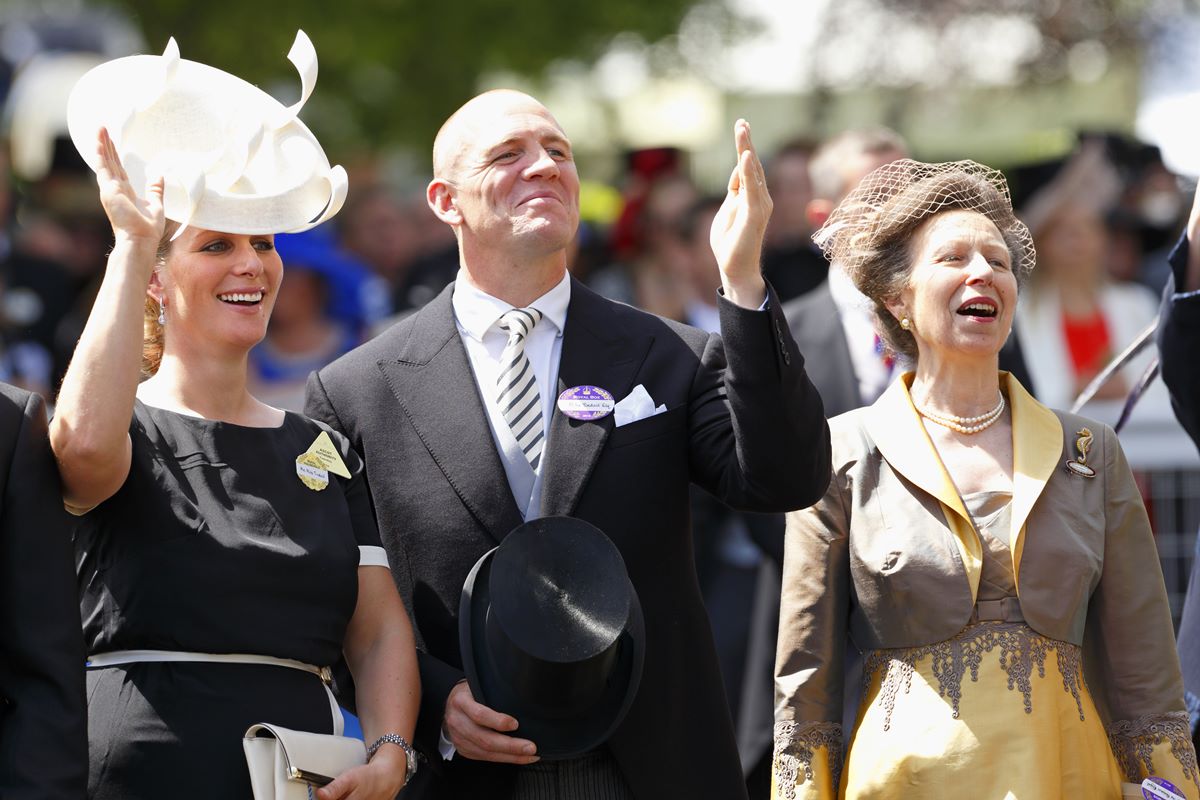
497 307 545 470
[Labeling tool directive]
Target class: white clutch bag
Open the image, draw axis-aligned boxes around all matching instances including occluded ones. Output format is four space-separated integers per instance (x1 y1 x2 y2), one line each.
243 723 366 800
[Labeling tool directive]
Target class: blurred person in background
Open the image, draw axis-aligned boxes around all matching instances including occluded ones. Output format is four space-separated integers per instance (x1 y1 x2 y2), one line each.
22 141 112 385
630 172 699 320
679 195 727 332
761 139 825 302
338 183 457 318
1015 140 1165 412
403 187 463 307
249 231 372 412
0 148 54 395
783 128 912 416
1103 143 1188 294
4 49 118 386
588 147 692 314
605 146 685 262
589 171 698 321
566 180 622 285
336 183 418 311
0 276 53 397
1 136 105 389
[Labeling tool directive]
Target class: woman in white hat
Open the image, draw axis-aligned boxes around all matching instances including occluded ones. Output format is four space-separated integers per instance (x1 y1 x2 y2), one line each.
50 35 419 800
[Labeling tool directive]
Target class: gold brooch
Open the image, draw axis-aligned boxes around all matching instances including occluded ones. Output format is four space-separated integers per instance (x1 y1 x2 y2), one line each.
1064 428 1096 478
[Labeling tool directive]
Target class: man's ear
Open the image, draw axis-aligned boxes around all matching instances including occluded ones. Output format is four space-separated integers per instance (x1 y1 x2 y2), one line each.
427 178 462 226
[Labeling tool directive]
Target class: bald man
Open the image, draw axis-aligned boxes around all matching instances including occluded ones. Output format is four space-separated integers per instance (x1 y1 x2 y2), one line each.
305 90 830 800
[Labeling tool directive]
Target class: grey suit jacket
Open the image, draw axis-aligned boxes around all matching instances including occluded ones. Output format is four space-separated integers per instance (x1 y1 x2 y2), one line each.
782 282 862 419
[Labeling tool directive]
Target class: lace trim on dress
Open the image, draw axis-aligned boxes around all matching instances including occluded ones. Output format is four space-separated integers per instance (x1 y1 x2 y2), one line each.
1107 710 1200 793
772 720 843 800
862 621 1085 731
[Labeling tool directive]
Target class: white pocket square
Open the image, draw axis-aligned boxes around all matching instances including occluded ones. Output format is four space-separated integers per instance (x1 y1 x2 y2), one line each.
614 384 667 427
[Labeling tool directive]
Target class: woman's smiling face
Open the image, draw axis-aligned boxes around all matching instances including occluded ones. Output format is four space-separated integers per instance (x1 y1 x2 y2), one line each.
887 209 1018 367
155 227 284 355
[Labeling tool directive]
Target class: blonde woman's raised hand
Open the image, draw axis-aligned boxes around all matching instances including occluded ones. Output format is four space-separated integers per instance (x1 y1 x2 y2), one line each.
95 127 165 248
52 127 166 513
710 119 770 308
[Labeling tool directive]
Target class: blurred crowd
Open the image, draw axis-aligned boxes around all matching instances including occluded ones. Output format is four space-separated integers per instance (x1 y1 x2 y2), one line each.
2 22 1196 800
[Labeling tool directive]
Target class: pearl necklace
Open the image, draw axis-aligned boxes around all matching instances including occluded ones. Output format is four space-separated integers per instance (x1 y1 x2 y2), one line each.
915 391 1006 435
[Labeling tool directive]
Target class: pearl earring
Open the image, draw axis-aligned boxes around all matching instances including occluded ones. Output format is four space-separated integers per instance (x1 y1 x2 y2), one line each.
900 317 911 331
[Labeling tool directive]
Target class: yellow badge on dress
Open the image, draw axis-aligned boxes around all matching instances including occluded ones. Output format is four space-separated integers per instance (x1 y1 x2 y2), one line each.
1064 427 1096 478
303 431 352 478
295 431 351 491
296 452 329 491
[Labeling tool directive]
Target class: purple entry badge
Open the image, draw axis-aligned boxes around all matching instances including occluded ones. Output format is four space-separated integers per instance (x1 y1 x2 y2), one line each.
1143 777 1185 800
557 385 615 421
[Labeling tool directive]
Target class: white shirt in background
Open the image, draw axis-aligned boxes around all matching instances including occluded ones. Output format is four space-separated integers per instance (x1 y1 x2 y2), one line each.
828 264 897 404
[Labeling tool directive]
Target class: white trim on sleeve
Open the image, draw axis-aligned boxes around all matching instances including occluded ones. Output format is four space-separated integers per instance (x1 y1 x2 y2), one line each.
358 545 390 568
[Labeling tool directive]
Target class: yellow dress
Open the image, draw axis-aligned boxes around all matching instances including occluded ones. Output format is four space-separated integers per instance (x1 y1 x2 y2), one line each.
772 375 1200 800
777 493 1200 799
846 492 1124 797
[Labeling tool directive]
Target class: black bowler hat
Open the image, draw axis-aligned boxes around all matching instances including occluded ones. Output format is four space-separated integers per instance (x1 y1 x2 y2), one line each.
459 516 645 760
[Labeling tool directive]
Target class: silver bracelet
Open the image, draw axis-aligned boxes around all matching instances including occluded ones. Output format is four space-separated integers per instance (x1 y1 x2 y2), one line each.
367 733 417 782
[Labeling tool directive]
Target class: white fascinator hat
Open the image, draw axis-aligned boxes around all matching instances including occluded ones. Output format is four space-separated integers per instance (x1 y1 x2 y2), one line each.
67 30 347 238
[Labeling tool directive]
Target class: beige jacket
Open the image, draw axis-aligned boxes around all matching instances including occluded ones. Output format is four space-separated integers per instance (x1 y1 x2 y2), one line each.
775 372 1186 741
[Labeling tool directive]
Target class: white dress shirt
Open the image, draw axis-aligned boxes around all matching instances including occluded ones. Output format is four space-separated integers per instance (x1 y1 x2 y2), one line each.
828 264 896 404
441 270 570 760
451 270 571 519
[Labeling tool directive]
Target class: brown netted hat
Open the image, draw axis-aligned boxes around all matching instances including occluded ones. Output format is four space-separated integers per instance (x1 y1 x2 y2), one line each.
812 158 1036 284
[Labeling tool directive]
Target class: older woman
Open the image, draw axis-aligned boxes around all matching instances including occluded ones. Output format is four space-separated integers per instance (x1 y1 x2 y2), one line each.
51 36 419 800
772 160 1198 799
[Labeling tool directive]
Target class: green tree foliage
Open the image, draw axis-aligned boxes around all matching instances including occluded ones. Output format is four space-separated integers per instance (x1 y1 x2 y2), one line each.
101 0 708 158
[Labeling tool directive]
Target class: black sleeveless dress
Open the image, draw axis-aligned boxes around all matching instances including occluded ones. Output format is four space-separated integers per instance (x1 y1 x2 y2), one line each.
75 400 384 799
